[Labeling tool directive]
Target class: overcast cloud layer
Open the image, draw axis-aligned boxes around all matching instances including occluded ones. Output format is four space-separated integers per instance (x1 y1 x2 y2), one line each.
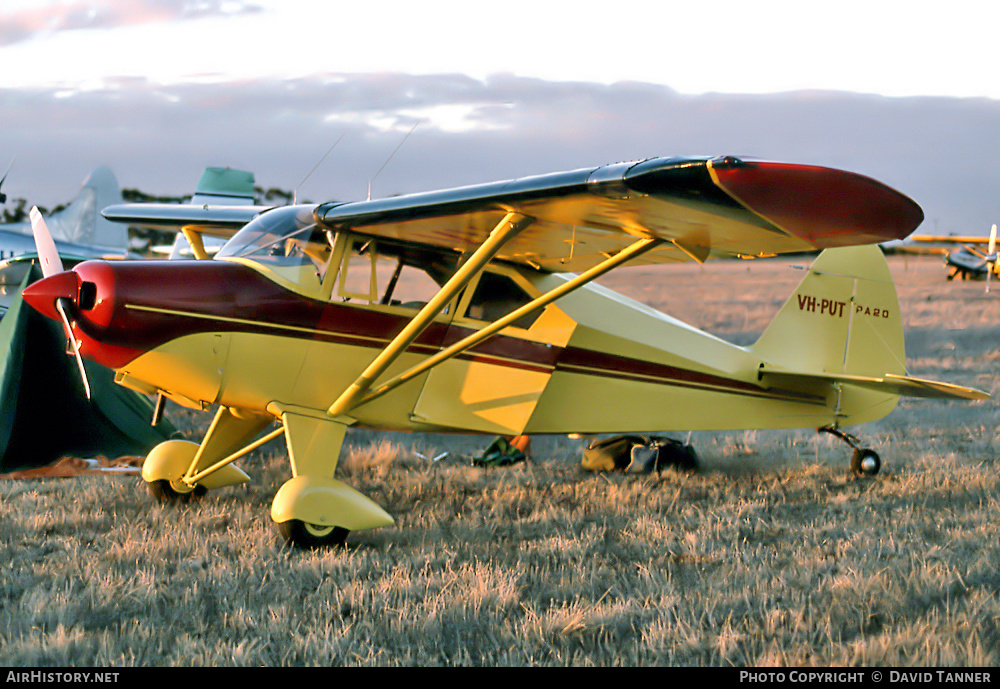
1 74 997 236
0 0 263 46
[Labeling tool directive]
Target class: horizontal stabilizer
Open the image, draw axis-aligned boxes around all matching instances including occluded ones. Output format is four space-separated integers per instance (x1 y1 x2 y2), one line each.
760 369 989 401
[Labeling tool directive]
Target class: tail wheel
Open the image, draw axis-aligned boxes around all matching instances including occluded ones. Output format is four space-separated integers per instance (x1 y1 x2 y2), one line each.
148 479 207 504
277 519 349 548
851 448 881 477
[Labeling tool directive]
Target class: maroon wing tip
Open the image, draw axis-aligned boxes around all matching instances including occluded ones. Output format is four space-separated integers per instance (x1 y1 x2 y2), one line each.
712 160 924 248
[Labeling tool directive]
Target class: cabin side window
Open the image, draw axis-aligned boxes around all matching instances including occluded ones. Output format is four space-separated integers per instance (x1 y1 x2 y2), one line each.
463 271 542 329
329 238 454 312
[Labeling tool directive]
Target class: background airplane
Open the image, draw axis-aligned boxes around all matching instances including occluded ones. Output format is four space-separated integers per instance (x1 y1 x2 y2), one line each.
906 224 998 290
0 166 127 263
152 167 263 259
1 165 261 264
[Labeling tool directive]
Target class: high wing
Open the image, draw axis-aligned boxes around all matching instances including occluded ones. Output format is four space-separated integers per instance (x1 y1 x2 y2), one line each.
313 156 924 272
910 235 992 245
909 225 997 257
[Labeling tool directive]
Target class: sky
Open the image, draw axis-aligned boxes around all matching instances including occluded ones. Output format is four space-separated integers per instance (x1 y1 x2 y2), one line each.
3 0 999 98
0 1 998 234
0 0 1000 98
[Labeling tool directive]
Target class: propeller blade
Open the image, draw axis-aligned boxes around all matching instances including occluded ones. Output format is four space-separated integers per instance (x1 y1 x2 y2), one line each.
55 298 91 400
29 206 64 278
987 224 997 294
28 207 89 398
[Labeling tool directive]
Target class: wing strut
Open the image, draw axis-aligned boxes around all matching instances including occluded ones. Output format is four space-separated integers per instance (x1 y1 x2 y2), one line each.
326 211 533 418
181 227 212 260
355 236 665 409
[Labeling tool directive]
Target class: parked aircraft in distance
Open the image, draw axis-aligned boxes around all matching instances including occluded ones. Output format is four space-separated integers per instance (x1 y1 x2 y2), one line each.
908 225 998 291
154 167 263 258
0 166 126 263
22 155 989 548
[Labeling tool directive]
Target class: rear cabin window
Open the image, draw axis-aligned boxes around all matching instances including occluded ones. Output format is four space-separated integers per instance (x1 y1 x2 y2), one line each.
464 271 542 330
330 239 541 329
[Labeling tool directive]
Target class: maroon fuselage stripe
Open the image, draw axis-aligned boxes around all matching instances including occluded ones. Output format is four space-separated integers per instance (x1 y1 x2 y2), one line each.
63 259 819 403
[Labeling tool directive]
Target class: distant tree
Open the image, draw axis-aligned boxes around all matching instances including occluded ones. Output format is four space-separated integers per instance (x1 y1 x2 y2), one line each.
122 188 190 204
257 186 294 205
2 198 30 223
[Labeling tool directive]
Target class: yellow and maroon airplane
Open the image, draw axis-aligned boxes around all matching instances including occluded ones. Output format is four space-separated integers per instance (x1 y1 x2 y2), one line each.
21 156 988 547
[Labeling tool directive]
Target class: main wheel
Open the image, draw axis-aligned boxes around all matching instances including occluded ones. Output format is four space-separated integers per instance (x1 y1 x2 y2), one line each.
276 519 349 548
851 448 881 476
148 479 207 504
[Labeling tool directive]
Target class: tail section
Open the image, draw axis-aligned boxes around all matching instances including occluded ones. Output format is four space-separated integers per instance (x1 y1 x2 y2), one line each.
168 167 256 259
189 167 256 206
751 246 987 425
752 244 905 379
45 167 126 253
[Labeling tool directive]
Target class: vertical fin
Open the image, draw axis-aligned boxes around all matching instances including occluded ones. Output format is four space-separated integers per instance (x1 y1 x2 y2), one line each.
751 245 905 379
171 167 257 259
43 167 126 253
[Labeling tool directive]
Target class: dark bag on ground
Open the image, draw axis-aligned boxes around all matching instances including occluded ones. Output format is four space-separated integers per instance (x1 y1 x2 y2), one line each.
581 434 698 473
474 436 528 467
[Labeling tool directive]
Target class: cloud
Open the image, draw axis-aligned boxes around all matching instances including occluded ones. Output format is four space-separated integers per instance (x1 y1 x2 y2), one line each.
1 74 997 235
0 0 263 46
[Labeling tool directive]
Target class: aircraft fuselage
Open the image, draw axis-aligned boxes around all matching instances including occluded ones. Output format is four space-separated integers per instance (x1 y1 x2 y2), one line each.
21 254 893 438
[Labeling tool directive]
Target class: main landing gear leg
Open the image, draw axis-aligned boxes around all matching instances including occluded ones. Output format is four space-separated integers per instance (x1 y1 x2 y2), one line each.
818 425 882 477
269 409 394 548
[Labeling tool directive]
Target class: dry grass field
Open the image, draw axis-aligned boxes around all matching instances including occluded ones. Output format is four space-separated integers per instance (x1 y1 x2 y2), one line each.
1 253 997 667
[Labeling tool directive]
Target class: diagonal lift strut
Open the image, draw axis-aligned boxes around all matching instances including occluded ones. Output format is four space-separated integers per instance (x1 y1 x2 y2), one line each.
326 211 534 418
355 236 665 409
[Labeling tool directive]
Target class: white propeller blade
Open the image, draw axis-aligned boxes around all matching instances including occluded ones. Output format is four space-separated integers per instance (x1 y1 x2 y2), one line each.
56 299 91 400
28 205 90 398
986 224 997 294
29 206 64 278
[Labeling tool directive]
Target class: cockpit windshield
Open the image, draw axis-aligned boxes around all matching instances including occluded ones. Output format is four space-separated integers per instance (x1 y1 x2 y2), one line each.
218 205 326 263
217 205 333 289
